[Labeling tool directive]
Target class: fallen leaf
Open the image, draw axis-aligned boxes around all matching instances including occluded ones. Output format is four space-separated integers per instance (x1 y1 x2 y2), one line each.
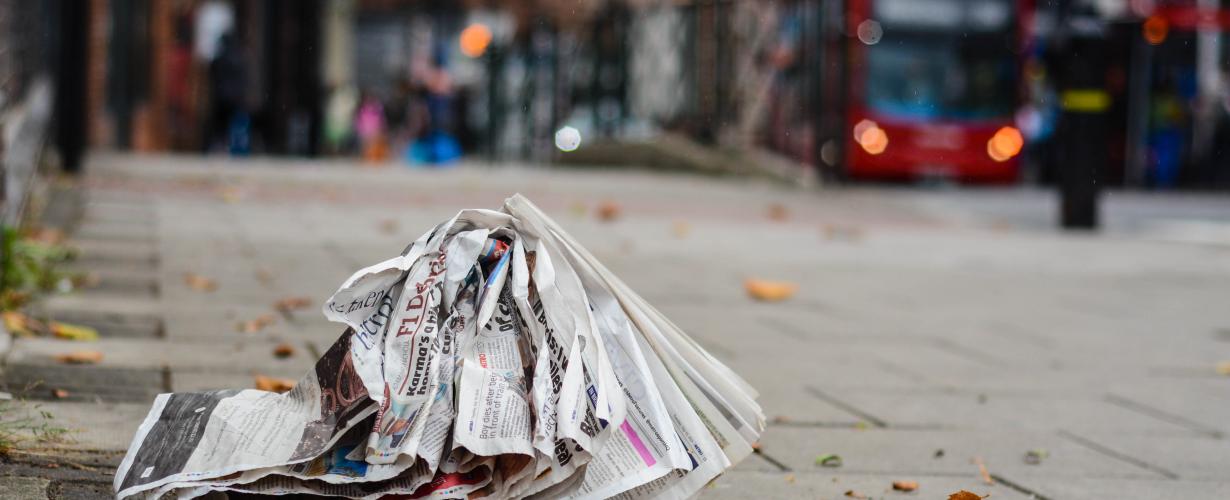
184 273 217 292
1216 361 1230 376
218 186 243 203
948 491 989 500
254 375 295 393
596 201 621 222
854 421 871 430
844 490 867 499
2 312 47 337
237 314 277 333
55 351 103 364
973 456 993 485
569 202 588 217
1024 448 1049 465
254 269 275 286
744 279 798 302
892 480 919 492
671 221 690 238
784 473 796 484
378 219 399 234
50 321 99 341
26 227 65 245
273 343 295 358
934 449 946 459
72 272 101 289
274 296 313 313
771 415 792 424
767 203 790 221
815 454 843 467
52 388 70 399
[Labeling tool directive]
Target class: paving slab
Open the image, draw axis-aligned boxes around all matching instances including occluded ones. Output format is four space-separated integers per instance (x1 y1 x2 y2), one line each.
3 400 150 451
1 363 165 404
0 476 50 499
1056 432 1230 481
754 426 1163 480
811 388 1206 436
6 337 310 379
701 470 1036 500
1008 476 1230 500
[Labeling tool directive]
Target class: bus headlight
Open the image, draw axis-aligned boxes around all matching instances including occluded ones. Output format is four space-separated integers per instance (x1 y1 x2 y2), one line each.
854 119 888 155
987 126 1023 162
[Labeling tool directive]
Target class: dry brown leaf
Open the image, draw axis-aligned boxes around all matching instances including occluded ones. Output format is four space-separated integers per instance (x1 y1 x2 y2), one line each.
784 473 796 484
3 312 47 337
671 221 690 238
273 343 295 359
844 490 867 499
254 375 295 393
55 351 103 364
52 388 70 399
254 269 275 286
744 279 798 302
973 456 993 485
892 480 919 492
948 491 989 500
184 273 218 292
1216 361 1230 376
27 227 65 245
237 314 277 333
767 203 790 221
378 219 399 234
596 201 621 222
274 296 313 313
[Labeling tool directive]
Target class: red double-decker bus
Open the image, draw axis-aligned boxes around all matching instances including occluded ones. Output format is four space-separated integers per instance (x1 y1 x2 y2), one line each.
844 0 1030 182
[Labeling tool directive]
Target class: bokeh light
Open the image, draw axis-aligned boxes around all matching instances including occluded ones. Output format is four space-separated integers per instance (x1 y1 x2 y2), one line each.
857 20 883 45
1143 15 1168 45
854 119 888 155
987 126 1024 162
555 126 582 152
460 23 493 58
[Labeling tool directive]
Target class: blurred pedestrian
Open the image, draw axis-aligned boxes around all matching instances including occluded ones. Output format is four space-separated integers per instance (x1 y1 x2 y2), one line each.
205 33 249 155
408 43 460 166
356 92 388 163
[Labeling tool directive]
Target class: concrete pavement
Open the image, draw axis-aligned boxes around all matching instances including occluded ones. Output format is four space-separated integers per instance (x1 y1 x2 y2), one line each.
3 152 1230 499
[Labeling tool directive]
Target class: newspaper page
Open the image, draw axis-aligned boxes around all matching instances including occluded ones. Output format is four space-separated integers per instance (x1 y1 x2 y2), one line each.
114 331 377 499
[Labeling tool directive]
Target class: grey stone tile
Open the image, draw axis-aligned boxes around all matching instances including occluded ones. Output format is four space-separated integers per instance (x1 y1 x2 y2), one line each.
754 427 1161 479
702 471 1036 500
0 477 49 499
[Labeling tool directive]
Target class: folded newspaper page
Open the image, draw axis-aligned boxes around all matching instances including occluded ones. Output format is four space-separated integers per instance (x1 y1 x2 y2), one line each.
115 194 764 499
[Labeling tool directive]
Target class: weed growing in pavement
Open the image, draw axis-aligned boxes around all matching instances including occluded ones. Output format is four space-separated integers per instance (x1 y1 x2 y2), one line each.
0 386 71 454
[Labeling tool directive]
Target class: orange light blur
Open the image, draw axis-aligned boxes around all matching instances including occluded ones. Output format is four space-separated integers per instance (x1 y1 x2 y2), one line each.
1143 15 1168 45
854 119 888 155
460 23 493 58
987 126 1024 162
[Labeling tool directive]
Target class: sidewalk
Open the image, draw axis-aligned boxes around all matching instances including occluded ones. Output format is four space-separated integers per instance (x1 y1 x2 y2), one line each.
3 153 1229 499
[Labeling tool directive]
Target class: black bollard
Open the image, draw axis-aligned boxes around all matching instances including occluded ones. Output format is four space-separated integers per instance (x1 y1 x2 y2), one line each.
1052 9 1109 230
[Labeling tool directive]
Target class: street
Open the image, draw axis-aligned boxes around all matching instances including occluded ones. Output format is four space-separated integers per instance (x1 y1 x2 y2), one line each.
3 153 1230 499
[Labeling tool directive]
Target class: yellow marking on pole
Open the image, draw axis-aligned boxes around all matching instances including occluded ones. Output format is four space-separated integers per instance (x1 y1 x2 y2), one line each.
1061 89 1111 113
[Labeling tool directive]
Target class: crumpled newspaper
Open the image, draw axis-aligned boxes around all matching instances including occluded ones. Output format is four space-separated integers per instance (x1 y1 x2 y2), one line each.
114 194 763 500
